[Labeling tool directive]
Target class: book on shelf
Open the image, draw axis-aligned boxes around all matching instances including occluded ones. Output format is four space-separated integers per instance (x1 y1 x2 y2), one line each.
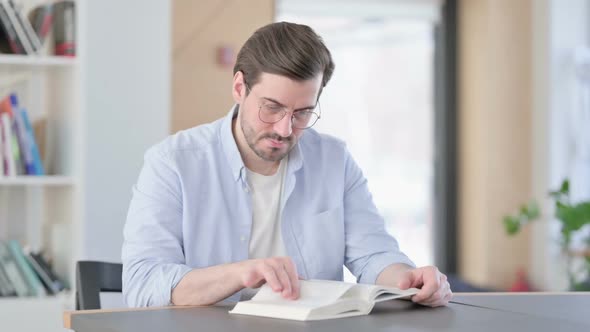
0 0 23 54
0 111 17 176
0 0 34 54
7 0 41 53
0 239 66 298
52 1 75 56
0 253 17 296
0 123 3 175
229 279 419 321
25 250 66 295
0 239 30 296
0 92 45 177
0 0 64 55
11 94 34 174
6 239 47 297
28 3 52 45
21 107 44 175
0 93 22 176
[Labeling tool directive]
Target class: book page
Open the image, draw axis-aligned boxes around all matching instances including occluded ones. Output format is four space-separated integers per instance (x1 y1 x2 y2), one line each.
371 286 419 302
251 279 355 308
230 280 419 321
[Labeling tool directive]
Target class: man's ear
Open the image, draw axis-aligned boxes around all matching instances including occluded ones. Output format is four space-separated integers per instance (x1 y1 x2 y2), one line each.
232 71 246 104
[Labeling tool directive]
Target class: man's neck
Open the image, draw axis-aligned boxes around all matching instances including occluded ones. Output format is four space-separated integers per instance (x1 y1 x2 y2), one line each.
232 118 281 176
245 156 280 176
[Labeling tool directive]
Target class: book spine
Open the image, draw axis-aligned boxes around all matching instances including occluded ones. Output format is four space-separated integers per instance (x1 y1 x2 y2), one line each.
7 240 47 297
53 1 75 56
0 262 17 296
0 118 4 176
24 253 56 294
0 2 22 53
0 0 33 54
29 4 53 45
30 252 65 291
8 0 41 53
38 5 53 43
10 114 24 175
0 113 15 176
13 108 33 174
0 240 29 296
10 95 34 174
1 95 24 174
20 108 44 175
0 263 11 296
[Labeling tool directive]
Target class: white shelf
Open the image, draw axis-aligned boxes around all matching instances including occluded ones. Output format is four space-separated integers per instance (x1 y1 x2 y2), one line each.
0 176 75 186
0 54 77 67
0 293 73 332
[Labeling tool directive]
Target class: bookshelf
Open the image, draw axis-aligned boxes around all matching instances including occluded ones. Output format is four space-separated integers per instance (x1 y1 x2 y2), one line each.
0 294 69 330
1 0 171 330
0 0 81 331
0 54 77 66
0 175 74 186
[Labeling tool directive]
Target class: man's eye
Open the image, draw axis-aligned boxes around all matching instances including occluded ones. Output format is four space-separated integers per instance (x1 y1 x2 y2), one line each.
294 111 312 119
266 105 283 111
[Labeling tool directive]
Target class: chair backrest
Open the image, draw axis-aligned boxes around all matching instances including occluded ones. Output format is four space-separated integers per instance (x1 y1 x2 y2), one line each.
76 260 123 310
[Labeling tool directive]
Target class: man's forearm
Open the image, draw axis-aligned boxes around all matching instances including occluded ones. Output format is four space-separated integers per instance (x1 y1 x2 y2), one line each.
376 263 415 287
171 262 245 306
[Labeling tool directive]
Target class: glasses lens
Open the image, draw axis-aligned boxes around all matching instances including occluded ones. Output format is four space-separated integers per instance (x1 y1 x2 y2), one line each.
258 104 321 129
260 104 285 123
293 111 319 129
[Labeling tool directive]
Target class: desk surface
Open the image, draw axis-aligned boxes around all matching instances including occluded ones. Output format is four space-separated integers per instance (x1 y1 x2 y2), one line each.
64 293 590 332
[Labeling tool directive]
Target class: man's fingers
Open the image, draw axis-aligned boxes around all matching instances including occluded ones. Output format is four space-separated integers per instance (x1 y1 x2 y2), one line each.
397 273 412 290
263 257 300 299
243 257 301 300
259 262 282 292
412 269 440 302
273 261 293 296
281 258 300 299
421 282 447 306
418 277 452 307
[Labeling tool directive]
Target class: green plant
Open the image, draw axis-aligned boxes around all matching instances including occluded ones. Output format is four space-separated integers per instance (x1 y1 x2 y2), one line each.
503 179 590 291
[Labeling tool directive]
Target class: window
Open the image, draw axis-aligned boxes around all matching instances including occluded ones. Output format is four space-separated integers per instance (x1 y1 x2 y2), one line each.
277 0 444 278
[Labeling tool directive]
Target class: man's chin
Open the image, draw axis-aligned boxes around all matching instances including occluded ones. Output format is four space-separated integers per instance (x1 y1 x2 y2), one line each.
256 148 289 162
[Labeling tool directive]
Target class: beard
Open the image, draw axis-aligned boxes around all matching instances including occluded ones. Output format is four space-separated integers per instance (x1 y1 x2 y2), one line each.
240 115 295 162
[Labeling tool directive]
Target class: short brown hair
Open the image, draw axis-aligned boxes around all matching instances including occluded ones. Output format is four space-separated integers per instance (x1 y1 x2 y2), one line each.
234 22 335 94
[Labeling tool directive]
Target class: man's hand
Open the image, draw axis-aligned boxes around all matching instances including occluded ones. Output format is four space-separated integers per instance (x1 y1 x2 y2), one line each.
238 256 300 300
397 266 452 307
171 256 300 306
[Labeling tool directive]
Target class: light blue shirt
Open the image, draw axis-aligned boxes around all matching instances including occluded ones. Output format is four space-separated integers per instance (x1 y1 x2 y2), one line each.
122 106 415 307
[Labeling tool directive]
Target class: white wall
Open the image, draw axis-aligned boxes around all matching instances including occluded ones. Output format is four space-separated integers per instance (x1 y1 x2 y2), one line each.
82 0 171 262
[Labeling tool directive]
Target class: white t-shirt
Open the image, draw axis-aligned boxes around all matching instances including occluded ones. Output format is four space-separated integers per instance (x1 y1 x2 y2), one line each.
246 157 288 259
241 157 288 300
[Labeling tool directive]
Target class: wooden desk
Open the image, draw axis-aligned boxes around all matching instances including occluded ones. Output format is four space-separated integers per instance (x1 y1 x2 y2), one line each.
64 293 590 332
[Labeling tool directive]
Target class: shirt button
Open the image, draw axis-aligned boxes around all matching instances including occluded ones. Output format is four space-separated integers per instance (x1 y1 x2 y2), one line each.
240 236 246 243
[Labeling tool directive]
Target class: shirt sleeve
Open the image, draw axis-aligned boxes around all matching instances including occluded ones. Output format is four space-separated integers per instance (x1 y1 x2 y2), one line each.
121 147 192 307
342 149 416 285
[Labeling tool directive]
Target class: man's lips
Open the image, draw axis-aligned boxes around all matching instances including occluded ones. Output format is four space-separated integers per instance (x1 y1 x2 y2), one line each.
267 138 286 148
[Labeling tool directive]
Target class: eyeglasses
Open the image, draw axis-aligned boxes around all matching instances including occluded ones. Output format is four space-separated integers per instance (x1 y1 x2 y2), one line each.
245 83 321 129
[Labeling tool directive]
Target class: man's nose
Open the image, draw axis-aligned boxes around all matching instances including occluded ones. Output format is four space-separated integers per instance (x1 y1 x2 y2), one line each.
274 113 293 137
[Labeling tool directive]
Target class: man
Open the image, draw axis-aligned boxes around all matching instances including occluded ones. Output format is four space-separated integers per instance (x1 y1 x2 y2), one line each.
122 22 452 308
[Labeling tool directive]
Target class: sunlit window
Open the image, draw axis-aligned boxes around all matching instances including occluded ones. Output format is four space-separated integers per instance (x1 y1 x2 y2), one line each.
278 2 439 279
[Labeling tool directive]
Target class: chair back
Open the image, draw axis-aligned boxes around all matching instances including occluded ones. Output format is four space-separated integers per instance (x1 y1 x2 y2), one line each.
76 261 123 310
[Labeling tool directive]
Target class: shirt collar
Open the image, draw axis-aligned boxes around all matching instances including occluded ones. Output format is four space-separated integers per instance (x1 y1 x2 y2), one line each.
220 105 245 182
220 104 305 182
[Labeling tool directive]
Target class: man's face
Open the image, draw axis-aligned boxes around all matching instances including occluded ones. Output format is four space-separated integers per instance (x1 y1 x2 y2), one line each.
235 72 322 162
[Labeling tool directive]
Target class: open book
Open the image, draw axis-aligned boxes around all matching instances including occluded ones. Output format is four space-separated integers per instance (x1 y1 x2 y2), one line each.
229 279 419 321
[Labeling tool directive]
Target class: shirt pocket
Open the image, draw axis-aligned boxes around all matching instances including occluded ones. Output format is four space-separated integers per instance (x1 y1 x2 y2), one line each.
300 206 345 279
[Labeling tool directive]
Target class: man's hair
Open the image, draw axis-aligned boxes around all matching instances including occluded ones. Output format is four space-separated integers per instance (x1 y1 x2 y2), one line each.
234 22 335 94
